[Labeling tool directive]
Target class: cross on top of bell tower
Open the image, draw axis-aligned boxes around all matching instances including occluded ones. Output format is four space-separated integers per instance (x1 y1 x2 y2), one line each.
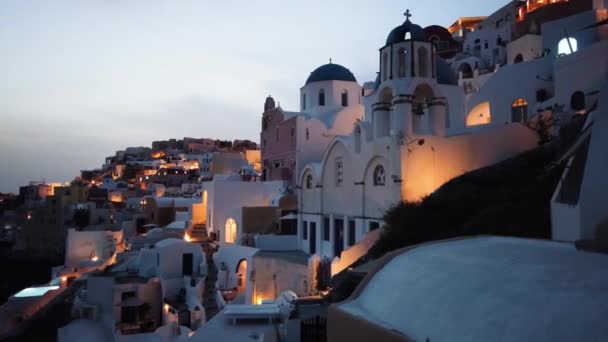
404 9 412 21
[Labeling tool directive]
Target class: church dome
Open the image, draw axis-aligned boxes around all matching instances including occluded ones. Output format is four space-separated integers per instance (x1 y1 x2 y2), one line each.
386 13 426 45
305 62 357 85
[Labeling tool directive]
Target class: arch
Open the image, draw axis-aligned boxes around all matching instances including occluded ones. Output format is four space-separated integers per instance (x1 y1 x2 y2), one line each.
511 98 528 122
398 48 406 78
225 218 237 243
318 138 350 186
466 101 491 126
318 89 325 106
418 47 428 77
558 37 577 56
373 165 386 186
341 90 348 107
235 258 247 292
379 87 393 104
412 83 434 116
514 53 524 64
458 62 473 79
570 91 585 111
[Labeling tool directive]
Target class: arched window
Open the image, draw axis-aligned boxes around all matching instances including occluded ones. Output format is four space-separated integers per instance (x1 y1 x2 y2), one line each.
318 89 325 106
458 63 473 79
571 91 585 111
341 90 348 107
418 47 428 77
558 37 577 56
305 174 313 189
225 218 237 243
382 52 388 81
302 93 306 110
398 48 406 78
373 165 386 186
511 98 528 122
514 54 524 64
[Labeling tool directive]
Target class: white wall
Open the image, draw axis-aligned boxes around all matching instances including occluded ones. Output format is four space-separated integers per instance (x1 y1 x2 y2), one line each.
205 180 286 243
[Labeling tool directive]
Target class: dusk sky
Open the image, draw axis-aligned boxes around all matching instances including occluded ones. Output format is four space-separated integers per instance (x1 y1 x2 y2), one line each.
0 0 505 193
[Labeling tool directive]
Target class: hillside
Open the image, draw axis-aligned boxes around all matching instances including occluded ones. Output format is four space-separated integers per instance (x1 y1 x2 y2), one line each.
369 118 585 258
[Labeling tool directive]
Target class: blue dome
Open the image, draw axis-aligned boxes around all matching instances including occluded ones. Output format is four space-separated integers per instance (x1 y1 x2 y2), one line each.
386 19 426 45
305 63 357 85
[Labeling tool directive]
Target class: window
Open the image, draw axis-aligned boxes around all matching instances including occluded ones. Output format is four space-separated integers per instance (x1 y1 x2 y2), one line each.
274 161 281 169
348 220 356 246
398 48 406 77
306 128 309 140
511 98 528 122
514 54 523 64
306 174 313 189
302 93 307 110
290 127 295 137
382 52 388 81
418 47 428 77
275 127 280 141
571 91 585 111
318 89 325 106
323 217 330 241
225 218 237 243
302 221 308 240
121 291 136 301
558 37 577 56
373 165 386 186
341 90 348 107
335 158 344 186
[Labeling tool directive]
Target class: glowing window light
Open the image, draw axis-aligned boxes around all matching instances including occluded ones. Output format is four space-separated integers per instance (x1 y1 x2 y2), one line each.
14 286 60 298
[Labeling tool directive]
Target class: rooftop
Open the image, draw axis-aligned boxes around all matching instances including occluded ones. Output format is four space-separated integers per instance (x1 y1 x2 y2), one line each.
339 236 608 342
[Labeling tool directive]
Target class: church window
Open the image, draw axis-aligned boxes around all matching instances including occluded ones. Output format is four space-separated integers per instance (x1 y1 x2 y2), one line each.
373 165 386 186
558 37 577 56
306 174 313 189
306 128 310 140
275 127 280 141
225 218 237 243
319 89 326 106
341 90 348 107
418 47 428 77
335 158 344 187
302 93 307 110
382 52 388 81
511 98 528 123
291 127 295 137
398 48 406 78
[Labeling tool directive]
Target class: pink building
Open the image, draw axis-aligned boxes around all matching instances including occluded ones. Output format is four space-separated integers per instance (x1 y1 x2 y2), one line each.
261 62 365 185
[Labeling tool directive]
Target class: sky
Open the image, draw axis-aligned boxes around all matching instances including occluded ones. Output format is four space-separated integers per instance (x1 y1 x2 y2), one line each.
0 0 506 193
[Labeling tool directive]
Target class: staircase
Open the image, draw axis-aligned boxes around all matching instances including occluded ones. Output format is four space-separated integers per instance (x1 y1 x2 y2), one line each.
188 224 208 242
202 243 219 321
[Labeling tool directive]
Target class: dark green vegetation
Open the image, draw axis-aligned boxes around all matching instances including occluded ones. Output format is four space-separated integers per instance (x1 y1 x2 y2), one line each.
370 117 585 258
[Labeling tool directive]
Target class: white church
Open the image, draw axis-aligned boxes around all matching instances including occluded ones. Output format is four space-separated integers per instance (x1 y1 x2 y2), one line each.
295 3 608 260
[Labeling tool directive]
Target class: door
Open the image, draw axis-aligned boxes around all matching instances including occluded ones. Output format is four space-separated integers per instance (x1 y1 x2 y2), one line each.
182 253 193 276
309 222 317 254
334 218 344 257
